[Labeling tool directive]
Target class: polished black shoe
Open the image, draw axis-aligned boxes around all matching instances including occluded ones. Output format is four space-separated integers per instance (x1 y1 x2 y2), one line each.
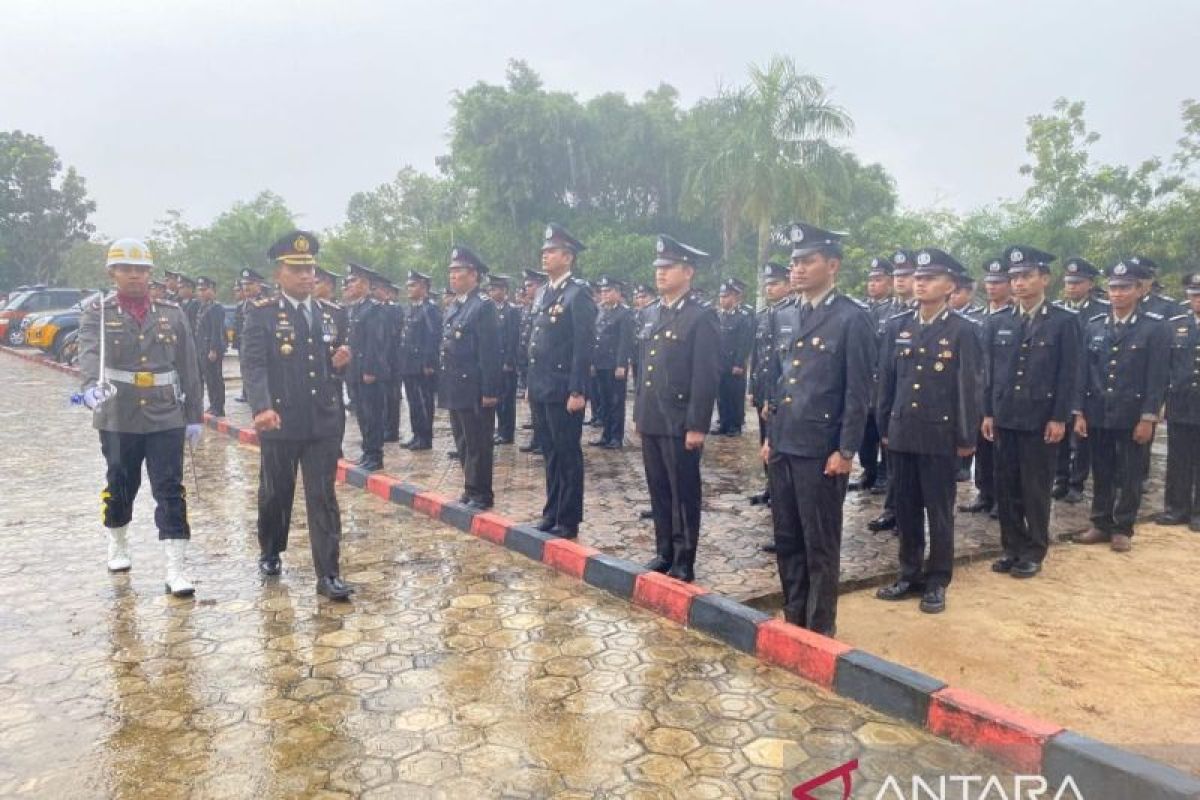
1062 488 1084 504
747 491 770 506
447 450 460 460
519 444 543 455
317 575 354 601
552 525 578 540
867 512 896 532
409 440 432 451
644 556 672 573
709 427 725 436
588 438 609 447
759 542 777 554
234 395 246 403
919 586 946 614
1051 482 1069 500
383 435 400 443
847 478 872 492
466 498 494 511
1010 560 1041 579
587 418 603 428
258 556 282 576
535 517 556 532
458 493 472 505
521 422 534 430
991 556 1017 573
723 428 742 437
638 509 654 520
1154 511 1190 526
603 441 623 450
876 580 923 601
958 496 994 514
667 564 695 583
493 435 513 445
359 459 384 472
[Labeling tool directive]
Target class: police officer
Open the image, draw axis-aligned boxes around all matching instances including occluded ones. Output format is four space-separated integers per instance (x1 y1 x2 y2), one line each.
712 279 754 436
949 272 983 483
1136 257 1180 318
194 276 227 417
371 278 404 444
176 276 200 331
398 270 440 451
163 270 182 303
1156 273 1200 530
958 256 1013 516
232 268 267 402
519 269 549 455
761 223 875 634
148 280 167 303
440 246 502 509
1053 257 1109 503
636 235 721 582
343 263 392 472
79 238 204 595
313 266 348 340
853 256 898 494
590 276 636 449
1074 259 1171 553
529 224 597 539
748 262 793 508
241 231 354 600
487 274 522 444
982 246 1080 579
630 283 656 381
876 248 981 613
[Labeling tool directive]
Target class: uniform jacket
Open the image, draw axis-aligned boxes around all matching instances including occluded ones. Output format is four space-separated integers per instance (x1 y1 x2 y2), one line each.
766 291 876 459
1142 293 1183 319
593 302 635 371
195 300 227 358
383 301 405 379
633 296 721 437
983 302 1080 430
877 307 981 456
346 298 393 384
79 295 203 433
238 296 346 441
518 303 536 372
717 305 755 372
527 275 597 402
398 298 441 375
1074 311 1171 430
438 291 501 411
1166 312 1200 425
494 301 522 372
750 299 792 404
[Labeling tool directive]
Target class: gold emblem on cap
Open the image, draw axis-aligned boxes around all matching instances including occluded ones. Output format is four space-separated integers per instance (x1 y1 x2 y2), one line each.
295 236 310 253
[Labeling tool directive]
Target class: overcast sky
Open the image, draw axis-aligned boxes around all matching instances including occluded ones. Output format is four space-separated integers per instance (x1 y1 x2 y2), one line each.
4 0 1197 238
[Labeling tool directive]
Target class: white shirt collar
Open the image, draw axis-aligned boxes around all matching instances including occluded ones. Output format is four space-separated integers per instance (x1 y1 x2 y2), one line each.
800 286 835 308
549 271 573 291
282 292 311 312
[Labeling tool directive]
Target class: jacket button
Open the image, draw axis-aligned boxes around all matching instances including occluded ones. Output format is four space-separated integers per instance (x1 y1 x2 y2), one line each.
913 383 920 390
916 365 923 371
792 360 799 366
138 399 146 406
309 371 316 378
650 350 657 356
789 378 796 384
647 365 654 372
645 381 652 387
911 402 918 408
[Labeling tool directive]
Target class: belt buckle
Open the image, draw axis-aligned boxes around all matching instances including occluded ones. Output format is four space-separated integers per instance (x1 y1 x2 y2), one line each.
133 371 154 388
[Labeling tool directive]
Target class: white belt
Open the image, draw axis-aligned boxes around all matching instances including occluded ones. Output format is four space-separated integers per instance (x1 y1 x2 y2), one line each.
107 369 178 388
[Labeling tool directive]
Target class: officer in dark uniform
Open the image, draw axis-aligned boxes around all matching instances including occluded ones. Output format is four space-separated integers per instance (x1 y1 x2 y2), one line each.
372 278 404 443
398 270 440 450
761 223 875 634
148 280 167 303
343 263 393 472
1074 259 1171 553
241 230 354 600
518 269 549 454
636 235 721 582
748 262 793 508
528 224 597 538
589 276 636 449
313 266 348 334
982 246 1080 579
1053 257 1108 503
1156 273 1200 530
487 274 522 444
194 276 227 416
176 276 200 331
232 268 267 402
439 246 502 509
876 248 981 614
1135 257 1180 318
630 283 656 381
949 272 983 483
958 256 1013 516
712 279 754 436
853 256 898 494
163 270 182 302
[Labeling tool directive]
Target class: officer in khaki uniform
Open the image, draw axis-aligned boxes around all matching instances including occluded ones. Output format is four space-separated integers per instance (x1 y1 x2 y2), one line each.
78 238 203 596
1157 273 1200 530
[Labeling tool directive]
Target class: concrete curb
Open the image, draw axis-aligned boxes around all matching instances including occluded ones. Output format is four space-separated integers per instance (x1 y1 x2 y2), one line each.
7 342 1197 790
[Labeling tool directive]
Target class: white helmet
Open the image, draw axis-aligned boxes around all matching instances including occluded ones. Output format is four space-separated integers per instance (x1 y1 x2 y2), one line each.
106 238 155 268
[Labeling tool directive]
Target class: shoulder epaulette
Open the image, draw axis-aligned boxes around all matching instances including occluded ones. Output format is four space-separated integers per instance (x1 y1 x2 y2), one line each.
1049 303 1076 315
1145 311 1164 320
318 299 343 311
253 297 273 308
888 308 915 321
158 299 179 308
1169 313 1188 321
1088 312 1107 322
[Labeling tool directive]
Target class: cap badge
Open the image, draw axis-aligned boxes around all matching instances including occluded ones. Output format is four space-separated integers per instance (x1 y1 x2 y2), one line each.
1010 249 1024 263
1114 263 1127 276
656 239 665 254
294 236 310 253
544 226 554 239
1067 263 1078 273
917 252 931 266
894 253 907 264
451 248 461 260
790 225 804 243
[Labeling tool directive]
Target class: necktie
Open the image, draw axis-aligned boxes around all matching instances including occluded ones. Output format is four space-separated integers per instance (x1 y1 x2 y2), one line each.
798 302 813 327
297 301 311 336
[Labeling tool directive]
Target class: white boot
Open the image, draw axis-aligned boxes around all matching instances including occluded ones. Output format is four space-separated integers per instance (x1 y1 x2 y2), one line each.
106 526 132 572
163 539 195 597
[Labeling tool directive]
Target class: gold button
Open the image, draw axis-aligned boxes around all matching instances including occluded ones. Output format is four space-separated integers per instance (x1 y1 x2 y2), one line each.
647 365 654 372
792 359 799 366
784 397 792 404
916 365 923 371
650 350 657 356
653 334 660 340
309 371 316 378
913 383 920 390
140 356 148 363
789 378 796 384
1017 371 1024 376
1015 385 1021 390
311 389 317 394
309 354 315 361
645 381 652 387
138 335 144 341
919 347 926 354
943 415 950 421
138 399 146 406
911 402 918 408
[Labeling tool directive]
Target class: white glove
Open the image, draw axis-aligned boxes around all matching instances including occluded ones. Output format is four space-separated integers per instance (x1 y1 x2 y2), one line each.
82 384 116 409
185 424 204 445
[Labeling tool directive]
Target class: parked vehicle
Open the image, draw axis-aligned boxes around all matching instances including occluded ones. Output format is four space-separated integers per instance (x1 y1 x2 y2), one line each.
0 287 89 346
23 292 103 360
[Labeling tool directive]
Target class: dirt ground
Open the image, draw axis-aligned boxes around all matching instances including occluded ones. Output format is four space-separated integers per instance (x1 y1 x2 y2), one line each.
837 521 1200 776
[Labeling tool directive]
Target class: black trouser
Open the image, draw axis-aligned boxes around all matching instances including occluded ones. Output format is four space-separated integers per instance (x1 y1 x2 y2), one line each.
882 445 896 513
401 373 435 444
384 380 402 440
201 355 225 413
973 431 995 503
891 450 957 588
858 412 885 487
257 436 341 578
1089 426 1148 537
99 428 189 540
353 380 386 463
533 400 584 527
995 427 1057 563
642 433 703 570
768 452 847 635
495 371 518 441
451 406 495 505
1055 417 1092 491
527 400 544 450
595 369 627 444
716 371 746 432
1165 421 1200 518
754 402 770 496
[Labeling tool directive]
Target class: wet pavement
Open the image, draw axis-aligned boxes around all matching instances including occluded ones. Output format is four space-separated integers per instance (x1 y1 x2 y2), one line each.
212 359 1164 606
0 356 1007 798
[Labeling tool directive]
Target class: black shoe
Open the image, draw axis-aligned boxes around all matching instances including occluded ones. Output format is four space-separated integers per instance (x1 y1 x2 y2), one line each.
644 556 672 573
988 508 999 520
709 427 725 436
1011 560 1041 579
401 438 417 449
867 512 896 532
588 438 609 447
1154 511 1190 526
518 444 542 454
317 575 354 601
447 450 460 460
384 435 400 443
919 586 946 614
466 498 493 511
258 556 282 576
991 556 1016 573
1062 488 1084 504
359 459 383 472
521 422 533 430
493 435 513 445
1051 483 1069 500
876 580 923 601
234 395 246 403
588 419 603 428
759 542 777 554
552 525 578 540
869 481 889 495
603 441 623 450
748 491 770 506
955 468 972 483
409 440 432 451
667 564 695 583
847 477 873 492
958 496 994 514
458 493 471 505
724 428 742 437
535 517 556 532
638 509 654 520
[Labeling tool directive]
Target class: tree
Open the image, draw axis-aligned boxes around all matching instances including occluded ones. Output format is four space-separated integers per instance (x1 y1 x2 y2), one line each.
0 130 96 287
